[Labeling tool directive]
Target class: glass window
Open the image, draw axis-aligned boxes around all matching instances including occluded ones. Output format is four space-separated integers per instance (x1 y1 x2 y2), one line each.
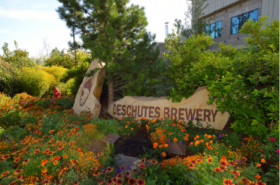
205 21 222 38
231 9 258 34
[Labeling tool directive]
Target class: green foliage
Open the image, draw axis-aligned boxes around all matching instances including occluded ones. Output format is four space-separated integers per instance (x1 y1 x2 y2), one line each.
0 55 24 97
164 16 279 137
19 67 57 98
261 164 279 185
38 65 67 81
44 48 91 69
60 62 90 97
0 125 27 141
257 131 279 163
0 111 23 128
90 117 120 136
51 96 75 110
222 132 242 151
56 0 163 100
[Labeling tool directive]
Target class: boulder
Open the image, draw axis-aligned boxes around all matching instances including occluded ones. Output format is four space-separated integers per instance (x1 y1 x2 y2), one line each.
108 86 231 130
73 59 106 117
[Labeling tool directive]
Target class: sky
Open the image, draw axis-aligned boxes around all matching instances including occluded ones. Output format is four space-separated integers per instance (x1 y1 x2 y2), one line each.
0 0 191 59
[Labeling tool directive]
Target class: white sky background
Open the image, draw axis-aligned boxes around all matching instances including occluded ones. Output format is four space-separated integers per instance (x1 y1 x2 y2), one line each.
0 0 191 59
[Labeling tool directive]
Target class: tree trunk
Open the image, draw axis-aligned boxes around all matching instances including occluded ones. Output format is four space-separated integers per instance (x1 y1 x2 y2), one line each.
108 78 114 108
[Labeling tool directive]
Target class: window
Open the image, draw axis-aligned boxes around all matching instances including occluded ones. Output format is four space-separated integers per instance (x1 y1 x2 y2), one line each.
205 21 222 38
231 9 258 34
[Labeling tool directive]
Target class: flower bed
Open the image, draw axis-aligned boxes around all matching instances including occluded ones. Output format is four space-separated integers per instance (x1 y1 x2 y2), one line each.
0 92 279 185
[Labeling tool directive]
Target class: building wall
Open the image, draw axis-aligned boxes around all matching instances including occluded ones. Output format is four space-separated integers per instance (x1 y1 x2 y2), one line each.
196 0 279 52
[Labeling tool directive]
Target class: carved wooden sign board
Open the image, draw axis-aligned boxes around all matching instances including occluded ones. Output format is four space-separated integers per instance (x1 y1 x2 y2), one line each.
108 86 231 130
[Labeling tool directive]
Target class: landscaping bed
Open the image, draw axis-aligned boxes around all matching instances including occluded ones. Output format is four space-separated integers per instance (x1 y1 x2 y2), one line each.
0 94 279 185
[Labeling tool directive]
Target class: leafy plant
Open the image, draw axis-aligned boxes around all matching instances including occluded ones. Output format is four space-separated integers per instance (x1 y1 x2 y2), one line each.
257 131 279 163
222 132 242 151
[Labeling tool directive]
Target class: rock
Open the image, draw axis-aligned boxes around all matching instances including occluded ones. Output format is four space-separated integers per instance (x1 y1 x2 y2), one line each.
108 86 231 130
73 59 106 117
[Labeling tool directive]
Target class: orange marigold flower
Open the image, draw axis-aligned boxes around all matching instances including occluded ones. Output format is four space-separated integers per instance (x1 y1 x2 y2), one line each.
255 174 261 180
256 163 261 167
63 155 68 159
77 148 81 152
261 158 266 163
173 138 177 142
42 168 47 173
162 152 166 157
53 160 59 165
164 144 168 147
153 142 158 149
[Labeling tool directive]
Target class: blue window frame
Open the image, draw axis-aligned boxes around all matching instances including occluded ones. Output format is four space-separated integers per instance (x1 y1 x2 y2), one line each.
205 21 222 38
231 9 258 34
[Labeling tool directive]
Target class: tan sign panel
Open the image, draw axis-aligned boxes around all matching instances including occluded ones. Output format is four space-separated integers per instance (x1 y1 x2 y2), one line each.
73 59 106 117
108 86 230 130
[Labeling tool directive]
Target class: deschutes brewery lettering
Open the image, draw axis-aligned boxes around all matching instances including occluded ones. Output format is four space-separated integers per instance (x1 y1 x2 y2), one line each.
113 104 218 122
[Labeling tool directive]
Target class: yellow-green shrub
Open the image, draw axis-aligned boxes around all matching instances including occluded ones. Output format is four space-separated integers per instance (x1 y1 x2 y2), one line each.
19 67 57 98
38 65 67 81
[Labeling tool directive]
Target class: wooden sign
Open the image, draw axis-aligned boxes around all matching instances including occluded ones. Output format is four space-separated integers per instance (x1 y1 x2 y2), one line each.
108 86 231 130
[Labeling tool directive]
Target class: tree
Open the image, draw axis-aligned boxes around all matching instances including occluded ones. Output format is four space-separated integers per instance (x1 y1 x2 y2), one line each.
56 0 163 107
173 0 215 42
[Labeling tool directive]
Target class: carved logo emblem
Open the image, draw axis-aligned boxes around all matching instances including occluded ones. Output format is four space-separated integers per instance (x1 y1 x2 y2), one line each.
80 77 93 106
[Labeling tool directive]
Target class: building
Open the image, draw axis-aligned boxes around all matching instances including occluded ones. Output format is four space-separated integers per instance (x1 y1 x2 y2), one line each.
191 0 279 52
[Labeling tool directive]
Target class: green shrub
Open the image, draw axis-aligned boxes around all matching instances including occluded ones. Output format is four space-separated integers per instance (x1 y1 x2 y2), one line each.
19 67 57 98
60 62 90 96
163 16 279 137
222 132 242 151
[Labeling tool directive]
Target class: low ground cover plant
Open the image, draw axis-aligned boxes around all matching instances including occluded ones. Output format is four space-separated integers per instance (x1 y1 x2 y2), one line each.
0 93 278 185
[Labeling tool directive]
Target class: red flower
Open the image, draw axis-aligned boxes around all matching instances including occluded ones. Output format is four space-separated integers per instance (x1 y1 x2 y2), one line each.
223 178 233 185
270 137 276 142
220 160 227 166
219 166 227 172
1 171 10 178
136 178 145 185
75 127 79 130
214 168 220 172
2 154 10 159
116 179 123 185
128 177 136 185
